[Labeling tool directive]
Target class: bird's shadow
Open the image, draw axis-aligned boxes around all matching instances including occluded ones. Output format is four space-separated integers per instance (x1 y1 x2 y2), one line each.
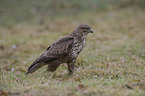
25 69 81 82
39 71 73 81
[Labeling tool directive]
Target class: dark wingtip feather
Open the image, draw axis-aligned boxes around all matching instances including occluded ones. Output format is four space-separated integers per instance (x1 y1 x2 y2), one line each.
25 61 44 74
25 68 33 74
25 71 30 74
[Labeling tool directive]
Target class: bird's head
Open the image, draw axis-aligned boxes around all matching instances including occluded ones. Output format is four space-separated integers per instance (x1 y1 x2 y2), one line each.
73 24 93 37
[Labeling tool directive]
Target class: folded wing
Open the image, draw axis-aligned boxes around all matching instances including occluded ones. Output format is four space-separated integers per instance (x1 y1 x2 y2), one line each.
26 36 74 74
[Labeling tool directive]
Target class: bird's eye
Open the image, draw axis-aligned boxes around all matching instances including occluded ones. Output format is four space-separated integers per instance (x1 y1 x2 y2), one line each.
82 28 90 30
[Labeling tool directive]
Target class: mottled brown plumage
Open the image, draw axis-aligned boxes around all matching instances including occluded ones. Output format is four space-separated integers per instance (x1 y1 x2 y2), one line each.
26 24 93 75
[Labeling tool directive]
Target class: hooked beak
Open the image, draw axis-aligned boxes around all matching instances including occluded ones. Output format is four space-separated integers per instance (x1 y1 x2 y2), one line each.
90 29 93 33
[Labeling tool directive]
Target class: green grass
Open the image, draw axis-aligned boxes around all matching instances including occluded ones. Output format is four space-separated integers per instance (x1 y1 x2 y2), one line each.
0 2 145 96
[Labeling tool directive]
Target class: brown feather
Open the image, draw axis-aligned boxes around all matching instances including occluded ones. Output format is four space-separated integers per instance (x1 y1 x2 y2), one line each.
26 24 93 75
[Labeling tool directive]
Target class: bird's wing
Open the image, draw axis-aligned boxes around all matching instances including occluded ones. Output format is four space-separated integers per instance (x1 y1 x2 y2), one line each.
38 36 74 63
26 36 74 74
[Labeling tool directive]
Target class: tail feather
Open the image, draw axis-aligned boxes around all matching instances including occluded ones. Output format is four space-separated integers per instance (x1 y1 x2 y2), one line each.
25 56 57 74
25 60 44 74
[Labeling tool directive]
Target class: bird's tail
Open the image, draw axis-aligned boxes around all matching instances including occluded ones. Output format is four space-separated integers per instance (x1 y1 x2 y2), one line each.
25 60 44 74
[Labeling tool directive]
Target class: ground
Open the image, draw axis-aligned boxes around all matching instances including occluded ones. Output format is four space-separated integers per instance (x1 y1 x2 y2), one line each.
0 1 145 96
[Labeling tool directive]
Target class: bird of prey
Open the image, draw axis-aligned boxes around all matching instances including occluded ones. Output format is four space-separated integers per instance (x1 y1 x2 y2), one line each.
25 24 93 75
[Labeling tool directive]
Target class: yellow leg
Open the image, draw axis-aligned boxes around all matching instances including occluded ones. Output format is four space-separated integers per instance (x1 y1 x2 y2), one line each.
49 72 54 79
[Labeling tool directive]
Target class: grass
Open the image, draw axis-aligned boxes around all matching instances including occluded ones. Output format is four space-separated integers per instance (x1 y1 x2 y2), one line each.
0 1 145 96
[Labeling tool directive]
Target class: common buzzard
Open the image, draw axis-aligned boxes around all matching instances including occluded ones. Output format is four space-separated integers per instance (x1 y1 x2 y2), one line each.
26 24 93 75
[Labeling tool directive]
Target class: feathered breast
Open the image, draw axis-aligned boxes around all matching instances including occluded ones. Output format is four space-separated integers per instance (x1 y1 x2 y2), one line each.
72 36 86 57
